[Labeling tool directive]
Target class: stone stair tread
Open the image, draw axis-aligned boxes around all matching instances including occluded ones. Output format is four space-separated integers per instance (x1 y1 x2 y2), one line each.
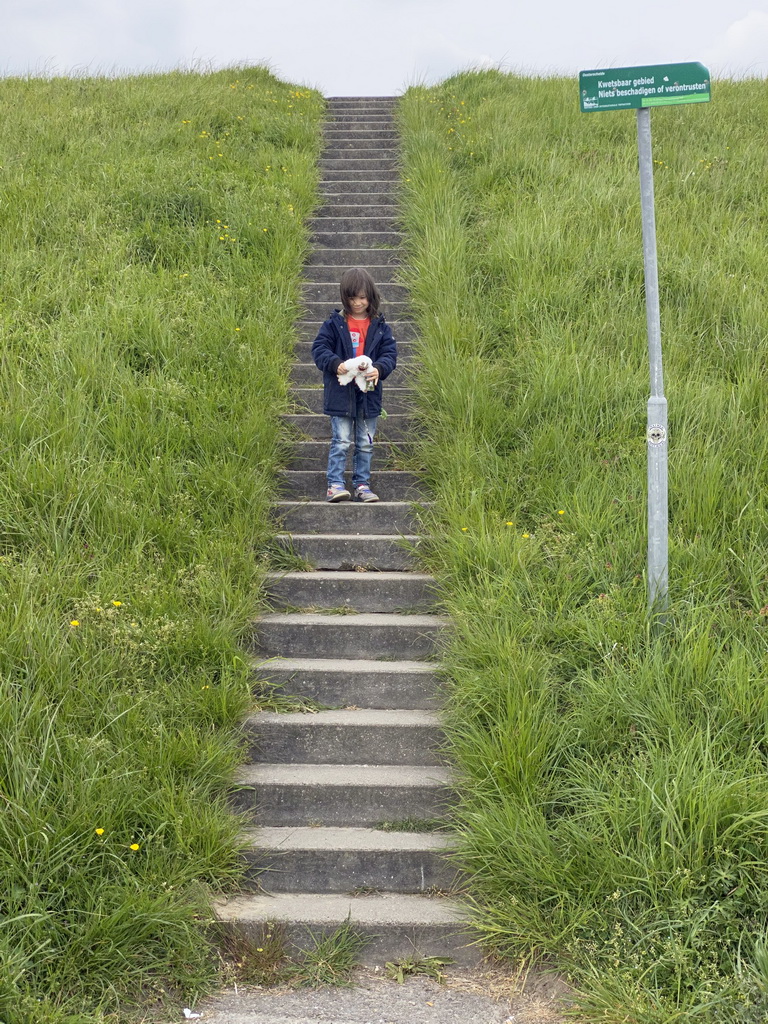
248 708 441 727
215 891 465 926
254 654 438 673
264 569 433 580
274 501 423 509
280 471 419 480
276 536 417 544
256 611 446 627
236 763 451 785
213 891 476 964
242 826 452 852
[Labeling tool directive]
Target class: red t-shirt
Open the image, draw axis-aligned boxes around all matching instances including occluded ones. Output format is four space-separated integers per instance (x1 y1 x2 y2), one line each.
347 316 370 358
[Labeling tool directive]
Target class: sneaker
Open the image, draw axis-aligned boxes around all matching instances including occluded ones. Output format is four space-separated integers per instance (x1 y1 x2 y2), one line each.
326 485 351 502
354 484 379 503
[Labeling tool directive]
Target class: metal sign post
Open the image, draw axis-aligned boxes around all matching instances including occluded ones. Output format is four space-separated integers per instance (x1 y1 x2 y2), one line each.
578 62 711 614
637 107 668 612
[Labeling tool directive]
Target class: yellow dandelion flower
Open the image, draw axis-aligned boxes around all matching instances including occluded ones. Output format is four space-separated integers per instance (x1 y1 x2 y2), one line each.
70 620 80 627
129 843 140 851
112 601 122 607
506 521 514 526
557 510 565 515
95 828 105 835
461 527 468 532
522 533 530 539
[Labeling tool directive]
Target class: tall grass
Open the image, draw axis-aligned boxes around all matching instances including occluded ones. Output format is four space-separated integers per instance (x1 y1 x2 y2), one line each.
0 67 323 1022
398 72 768 1022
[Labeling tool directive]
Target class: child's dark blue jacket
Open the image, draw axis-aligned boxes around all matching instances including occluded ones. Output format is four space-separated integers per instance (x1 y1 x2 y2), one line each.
311 309 397 418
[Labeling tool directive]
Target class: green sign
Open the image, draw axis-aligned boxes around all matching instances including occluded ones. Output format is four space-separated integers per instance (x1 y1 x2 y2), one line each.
579 62 710 112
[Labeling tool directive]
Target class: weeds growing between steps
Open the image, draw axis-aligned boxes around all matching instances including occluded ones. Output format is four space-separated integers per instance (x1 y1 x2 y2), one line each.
219 920 367 988
0 67 323 1022
399 71 768 1023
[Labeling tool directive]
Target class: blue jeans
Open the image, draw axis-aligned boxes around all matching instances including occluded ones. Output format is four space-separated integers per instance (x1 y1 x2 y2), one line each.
327 414 378 490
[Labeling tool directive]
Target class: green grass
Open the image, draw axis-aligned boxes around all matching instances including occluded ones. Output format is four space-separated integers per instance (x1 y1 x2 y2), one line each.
0 66 324 1022
398 71 768 1022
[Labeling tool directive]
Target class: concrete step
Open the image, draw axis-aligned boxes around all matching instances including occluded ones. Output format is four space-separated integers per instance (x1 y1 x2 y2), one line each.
274 501 421 534
323 136 398 150
323 122 396 133
244 709 444 766
325 114 395 124
240 826 456 894
289 362 323 386
326 99 396 106
325 107 397 118
303 263 401 284
282 413 414 441
252 612 448 660
319 157 399 172
301 281 408 302
305 247 402 266
253 655 441 709
278 470 421 501
231 763 453 826
324 125 397 134
263 572 437 614
318 197 398 213
309 214 400 234
310 230 402 249
276 532 418 571
214 891 477 966
291 387 413 416
327 95 397 104
319 168 400 183
281 439 415 469
314 201 399 217
319 181 397 196
325 113 395 123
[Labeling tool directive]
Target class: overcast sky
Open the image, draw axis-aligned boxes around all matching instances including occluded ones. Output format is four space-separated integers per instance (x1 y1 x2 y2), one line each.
3 0 767 94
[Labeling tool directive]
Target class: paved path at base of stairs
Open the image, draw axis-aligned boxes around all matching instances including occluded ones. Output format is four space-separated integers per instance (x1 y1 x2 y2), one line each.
198 967 568 1024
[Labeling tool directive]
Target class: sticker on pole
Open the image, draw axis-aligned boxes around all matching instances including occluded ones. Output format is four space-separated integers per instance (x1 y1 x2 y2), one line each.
579 62 710 113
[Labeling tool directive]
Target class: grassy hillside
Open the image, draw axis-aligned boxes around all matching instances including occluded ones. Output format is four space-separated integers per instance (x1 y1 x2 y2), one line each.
398 72 768 1023
0 67 323 1022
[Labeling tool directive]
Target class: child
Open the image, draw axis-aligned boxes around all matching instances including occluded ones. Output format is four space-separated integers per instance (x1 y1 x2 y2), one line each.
311 268 397 502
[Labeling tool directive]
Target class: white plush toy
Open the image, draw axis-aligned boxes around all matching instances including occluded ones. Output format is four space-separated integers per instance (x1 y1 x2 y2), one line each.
338 355 374 392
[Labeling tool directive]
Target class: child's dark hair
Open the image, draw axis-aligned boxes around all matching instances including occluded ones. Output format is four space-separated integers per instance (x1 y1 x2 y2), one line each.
339 267 381 318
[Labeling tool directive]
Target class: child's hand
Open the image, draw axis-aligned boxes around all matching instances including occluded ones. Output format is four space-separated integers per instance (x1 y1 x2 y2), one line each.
337 362 348 376
364 366 380 386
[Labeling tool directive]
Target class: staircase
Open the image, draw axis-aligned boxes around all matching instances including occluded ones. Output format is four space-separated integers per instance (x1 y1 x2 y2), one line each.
215 97 472 965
